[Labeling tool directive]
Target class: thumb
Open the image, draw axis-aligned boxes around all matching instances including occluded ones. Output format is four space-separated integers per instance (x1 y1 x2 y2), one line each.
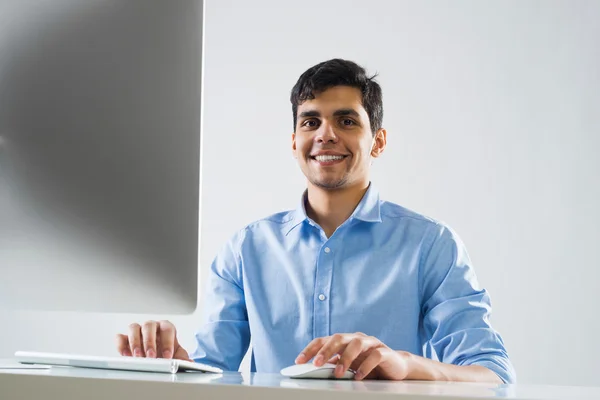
173 337 191 361
174 348 192 362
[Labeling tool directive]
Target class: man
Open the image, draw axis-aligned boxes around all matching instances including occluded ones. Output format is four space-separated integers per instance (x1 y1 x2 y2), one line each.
116 59 516 383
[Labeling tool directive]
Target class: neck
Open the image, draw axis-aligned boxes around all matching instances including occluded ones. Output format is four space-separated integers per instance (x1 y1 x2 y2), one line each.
305 181 370 237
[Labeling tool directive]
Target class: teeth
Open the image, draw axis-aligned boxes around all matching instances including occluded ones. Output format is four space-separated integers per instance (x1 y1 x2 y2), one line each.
315 155 344 162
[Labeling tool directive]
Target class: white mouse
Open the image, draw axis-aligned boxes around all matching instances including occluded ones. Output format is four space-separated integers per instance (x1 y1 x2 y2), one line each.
280 363 355 379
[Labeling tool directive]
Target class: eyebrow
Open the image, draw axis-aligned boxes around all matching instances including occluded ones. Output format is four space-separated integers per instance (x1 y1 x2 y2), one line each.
298 110 321 119
298 108 361 119
333 108 360 118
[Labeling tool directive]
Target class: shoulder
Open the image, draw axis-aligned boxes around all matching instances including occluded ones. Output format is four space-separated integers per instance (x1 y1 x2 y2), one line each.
214 210 296 265
378 202 474 287
380 200 442 230
379 200 463 247
380 200 437 223
226 209 297 245
245 209 297 232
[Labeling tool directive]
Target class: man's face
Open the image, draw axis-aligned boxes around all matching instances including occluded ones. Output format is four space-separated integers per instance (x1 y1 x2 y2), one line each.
292 86 385 190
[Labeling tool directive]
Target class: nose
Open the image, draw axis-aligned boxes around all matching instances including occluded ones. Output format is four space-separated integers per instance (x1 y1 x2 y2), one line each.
315 121 338 144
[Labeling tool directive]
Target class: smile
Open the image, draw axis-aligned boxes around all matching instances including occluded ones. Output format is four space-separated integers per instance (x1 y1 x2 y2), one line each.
312 155 346 162
310 154 348 165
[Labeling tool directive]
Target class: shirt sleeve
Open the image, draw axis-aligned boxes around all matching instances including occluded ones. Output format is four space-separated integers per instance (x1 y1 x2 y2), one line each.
420 224 516 384
189 230 250 371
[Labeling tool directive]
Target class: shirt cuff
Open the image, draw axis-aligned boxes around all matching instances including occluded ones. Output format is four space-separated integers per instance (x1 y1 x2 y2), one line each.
463 357 516 384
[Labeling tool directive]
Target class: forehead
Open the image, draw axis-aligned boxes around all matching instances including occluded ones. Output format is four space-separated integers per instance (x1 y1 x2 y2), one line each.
297 86 367 116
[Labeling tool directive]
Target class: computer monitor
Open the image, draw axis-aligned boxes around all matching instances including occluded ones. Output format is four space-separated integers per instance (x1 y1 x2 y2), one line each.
0 0 203 314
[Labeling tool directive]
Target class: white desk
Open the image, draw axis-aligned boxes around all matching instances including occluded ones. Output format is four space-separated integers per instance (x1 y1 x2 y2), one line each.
1 360 599 400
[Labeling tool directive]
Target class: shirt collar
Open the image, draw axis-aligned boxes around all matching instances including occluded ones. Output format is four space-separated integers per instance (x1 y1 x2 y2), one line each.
350 183 383 223
284 182 382 236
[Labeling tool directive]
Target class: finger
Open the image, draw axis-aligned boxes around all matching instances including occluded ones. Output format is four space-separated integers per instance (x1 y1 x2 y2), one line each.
115 334 132 357
355 348 385 381
158 320 176 359
313 334 350 367
335 338 365 378
173 345 192 362
327 354 341 364
128 323 144 357
295 337 328 364
141 320 159 358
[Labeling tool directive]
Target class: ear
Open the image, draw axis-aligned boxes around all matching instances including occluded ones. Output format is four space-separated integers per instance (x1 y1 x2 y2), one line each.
292 132 297 158
371 128 387 158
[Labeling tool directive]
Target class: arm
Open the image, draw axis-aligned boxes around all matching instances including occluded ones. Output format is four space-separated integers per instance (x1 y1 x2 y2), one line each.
292 224 514 383
189 230 251 371
295 333 505 382
403 351 502 383
419 224 516 383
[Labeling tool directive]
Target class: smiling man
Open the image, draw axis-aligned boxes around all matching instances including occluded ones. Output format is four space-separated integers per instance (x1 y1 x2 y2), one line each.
117 59 516 384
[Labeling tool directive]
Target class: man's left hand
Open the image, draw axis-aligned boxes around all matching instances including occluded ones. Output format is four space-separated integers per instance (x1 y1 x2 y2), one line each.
295 332 412 380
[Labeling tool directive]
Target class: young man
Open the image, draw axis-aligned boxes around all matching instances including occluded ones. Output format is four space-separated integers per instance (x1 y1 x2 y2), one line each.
116 59 516 384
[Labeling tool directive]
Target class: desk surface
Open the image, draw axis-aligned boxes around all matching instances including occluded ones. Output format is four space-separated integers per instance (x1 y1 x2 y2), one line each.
1 360 599 400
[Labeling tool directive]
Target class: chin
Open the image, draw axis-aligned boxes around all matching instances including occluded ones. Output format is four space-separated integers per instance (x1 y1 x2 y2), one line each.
311 179 348 190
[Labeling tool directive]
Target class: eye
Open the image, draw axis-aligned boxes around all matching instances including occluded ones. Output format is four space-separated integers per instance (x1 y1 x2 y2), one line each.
340 118 356 126
302 119 319 128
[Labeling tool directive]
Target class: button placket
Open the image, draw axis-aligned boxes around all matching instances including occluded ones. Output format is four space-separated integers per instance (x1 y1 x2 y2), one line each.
313 240 335 338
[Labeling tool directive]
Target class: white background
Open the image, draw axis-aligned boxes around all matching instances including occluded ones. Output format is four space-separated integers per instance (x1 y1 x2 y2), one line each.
1 0 599 387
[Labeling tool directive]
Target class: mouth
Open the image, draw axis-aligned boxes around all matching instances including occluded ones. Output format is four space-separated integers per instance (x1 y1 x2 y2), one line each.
309 154 348 166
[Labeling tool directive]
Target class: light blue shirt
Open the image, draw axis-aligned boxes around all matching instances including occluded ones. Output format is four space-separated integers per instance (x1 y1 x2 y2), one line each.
191 184 516 383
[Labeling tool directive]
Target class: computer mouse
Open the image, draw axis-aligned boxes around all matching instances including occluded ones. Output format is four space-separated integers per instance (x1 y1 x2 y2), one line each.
280 363 355 379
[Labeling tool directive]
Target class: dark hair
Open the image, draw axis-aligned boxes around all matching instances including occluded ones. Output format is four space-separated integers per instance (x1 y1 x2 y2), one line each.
290 59 383 135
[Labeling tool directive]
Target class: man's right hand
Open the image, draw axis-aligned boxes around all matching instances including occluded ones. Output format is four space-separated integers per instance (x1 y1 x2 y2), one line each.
116 320 191 361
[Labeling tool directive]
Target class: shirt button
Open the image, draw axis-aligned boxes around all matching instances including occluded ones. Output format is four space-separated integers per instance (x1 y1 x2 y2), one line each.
324 247 331 253
318 294 326 301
